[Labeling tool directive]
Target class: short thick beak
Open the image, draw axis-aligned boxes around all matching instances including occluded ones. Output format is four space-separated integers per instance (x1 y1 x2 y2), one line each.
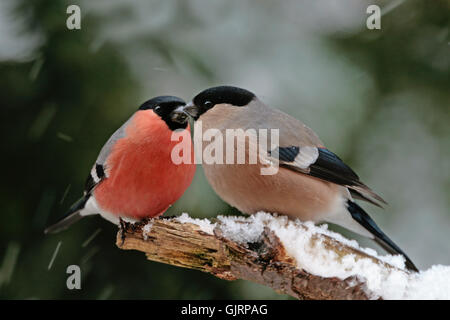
170 105 190 124
181 102 199 119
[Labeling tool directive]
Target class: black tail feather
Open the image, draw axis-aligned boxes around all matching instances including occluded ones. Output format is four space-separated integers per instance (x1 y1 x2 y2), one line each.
44 196 89 234
347 200 418 272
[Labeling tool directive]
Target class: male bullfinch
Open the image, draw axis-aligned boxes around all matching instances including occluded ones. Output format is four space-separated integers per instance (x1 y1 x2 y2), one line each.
177 85 418 272
45 96 196 233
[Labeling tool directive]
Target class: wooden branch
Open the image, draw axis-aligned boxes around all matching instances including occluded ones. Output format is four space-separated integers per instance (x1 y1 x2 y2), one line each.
116 215 399 300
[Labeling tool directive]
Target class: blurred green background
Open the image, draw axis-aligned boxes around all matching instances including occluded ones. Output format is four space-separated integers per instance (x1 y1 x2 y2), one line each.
0 0 449 299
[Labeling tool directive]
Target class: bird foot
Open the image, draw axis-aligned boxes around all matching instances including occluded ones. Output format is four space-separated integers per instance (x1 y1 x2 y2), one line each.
119 218 128 245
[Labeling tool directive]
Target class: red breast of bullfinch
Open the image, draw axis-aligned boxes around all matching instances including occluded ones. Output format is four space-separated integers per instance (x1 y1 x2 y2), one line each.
45 96 196 234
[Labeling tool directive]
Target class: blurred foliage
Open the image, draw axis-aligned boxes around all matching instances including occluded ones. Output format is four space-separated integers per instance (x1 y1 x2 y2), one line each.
0 0 448 299
329 0 450 165
0 0 269 300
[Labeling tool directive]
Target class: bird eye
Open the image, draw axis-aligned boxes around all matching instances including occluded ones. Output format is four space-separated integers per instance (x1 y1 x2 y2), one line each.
154 106 161 111
204 101 212 108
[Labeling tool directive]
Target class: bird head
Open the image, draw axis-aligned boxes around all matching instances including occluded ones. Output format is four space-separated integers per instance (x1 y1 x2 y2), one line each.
177 86 256 120
139 96 190 130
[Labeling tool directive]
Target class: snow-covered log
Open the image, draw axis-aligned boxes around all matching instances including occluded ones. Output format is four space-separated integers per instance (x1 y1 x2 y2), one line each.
116 212 450 300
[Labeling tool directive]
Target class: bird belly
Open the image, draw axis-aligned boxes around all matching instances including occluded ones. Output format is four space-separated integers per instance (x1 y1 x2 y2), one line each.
93 130 195 220
203 163 340 222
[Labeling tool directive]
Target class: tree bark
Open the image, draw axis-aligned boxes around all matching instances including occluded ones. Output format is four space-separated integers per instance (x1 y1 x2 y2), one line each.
116 215 396 300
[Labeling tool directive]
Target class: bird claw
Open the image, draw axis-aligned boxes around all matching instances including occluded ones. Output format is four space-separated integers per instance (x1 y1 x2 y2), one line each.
119 218 127 245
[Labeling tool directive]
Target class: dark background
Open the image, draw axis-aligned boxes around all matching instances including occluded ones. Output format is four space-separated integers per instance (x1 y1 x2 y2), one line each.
0 0 449 299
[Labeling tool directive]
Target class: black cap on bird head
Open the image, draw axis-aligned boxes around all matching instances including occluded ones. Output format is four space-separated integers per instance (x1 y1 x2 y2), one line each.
139 96 189 130
184 86 256 120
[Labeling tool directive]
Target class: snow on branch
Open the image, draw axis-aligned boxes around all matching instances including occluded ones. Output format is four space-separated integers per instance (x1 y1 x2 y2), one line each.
116 212 450 300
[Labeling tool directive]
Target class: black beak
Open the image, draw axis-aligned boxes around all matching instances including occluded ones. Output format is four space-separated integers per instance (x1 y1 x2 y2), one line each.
170 106 190 124
181 102 199 119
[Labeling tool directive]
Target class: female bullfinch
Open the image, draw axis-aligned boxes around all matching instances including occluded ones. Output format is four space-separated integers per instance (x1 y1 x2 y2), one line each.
177 85 418 272
45 96 196 233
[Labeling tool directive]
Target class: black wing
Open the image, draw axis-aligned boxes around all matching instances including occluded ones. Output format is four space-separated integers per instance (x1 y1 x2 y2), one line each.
272 146 387 207
308 148 360 186
84 163 106 194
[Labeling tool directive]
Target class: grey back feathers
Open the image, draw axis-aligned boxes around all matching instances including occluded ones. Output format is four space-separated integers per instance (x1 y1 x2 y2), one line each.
96 116 132 166
192 85 322 147
82 114 134 194
199 97 324 148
